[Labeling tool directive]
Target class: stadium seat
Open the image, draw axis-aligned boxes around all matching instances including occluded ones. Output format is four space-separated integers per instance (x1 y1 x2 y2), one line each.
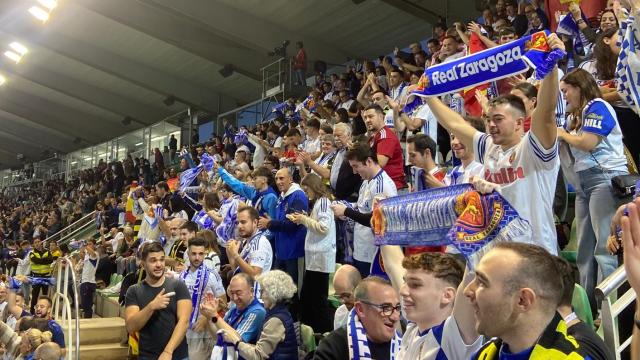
572 283 594 329
561 218 578 264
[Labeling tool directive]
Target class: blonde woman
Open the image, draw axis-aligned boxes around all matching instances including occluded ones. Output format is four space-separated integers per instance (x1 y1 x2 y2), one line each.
289 173 336 333
17 328 52 360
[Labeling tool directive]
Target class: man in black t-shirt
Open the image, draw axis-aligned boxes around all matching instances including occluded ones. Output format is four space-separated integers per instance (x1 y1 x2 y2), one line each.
554 256 614 360
125 242 191 360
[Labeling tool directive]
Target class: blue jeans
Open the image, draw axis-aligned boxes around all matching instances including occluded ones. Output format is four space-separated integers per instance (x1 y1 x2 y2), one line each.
575 167 625 314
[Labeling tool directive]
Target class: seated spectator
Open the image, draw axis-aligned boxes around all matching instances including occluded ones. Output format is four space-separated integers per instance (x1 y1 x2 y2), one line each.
331 264 361 330
217 270 298 360
314 276 400 360
203 273 266 344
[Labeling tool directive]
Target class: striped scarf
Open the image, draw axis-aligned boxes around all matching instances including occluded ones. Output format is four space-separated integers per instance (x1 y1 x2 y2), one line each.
347 309 401 360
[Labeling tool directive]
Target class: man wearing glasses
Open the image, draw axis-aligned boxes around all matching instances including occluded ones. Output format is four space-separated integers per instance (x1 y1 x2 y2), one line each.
315 276 401 360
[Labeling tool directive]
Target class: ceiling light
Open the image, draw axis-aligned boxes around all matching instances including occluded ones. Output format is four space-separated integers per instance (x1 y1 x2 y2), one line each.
4 51 21 63
150 136 166 142
134 142 143 146
28 6 50 22
37 0 58 11
9 42 28 56
70 161 78 165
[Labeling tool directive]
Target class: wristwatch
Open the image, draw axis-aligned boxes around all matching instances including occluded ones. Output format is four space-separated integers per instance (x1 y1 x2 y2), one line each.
212 316 218 323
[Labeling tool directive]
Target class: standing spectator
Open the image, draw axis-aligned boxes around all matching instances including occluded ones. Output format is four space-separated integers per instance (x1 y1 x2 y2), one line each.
293 41 307 86
225 206 273 281
557 69 627 314
364 105 406 191
289 174 336 333
425 36 564 254
169 135 178 162
258 168 308 288
155 148 165 173
406 134 446 191
124 241 191 360
29 238 53 314
331 143 397 277
78 239 99 319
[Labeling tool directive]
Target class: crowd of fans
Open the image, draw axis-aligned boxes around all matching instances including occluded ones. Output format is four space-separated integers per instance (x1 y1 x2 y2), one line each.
0 0 639 359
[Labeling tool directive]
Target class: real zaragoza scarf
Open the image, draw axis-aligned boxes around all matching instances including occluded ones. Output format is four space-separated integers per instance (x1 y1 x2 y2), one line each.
347 308 402 360
372 184 531 266
406 31 564 100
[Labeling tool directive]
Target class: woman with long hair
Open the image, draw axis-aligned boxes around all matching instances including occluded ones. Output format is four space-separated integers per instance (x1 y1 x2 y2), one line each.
557 68 628 315
289 174 336 333
579 27 619 86
197 229 221 274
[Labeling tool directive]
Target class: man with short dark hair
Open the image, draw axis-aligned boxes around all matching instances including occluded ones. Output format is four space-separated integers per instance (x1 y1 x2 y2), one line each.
425 35 564 254
125 241 191 360
406 134 446 191
178 237 226 360
553 256 614 360
331 143 397 277
314 276 401 360
34 296 66 352
226 206 272 281
465 243 586 359
364 104 406 191
155 181 171 210
29 238 53 314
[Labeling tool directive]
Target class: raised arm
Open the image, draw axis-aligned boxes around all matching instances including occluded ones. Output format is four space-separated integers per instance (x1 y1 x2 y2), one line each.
530 35 563 150
452 268 480 345
379 245 405 294
425 97 478 150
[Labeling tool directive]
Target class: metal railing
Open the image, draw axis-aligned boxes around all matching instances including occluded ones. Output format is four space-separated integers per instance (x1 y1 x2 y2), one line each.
52 256 80 360
596 265 637 360
48 210 97 246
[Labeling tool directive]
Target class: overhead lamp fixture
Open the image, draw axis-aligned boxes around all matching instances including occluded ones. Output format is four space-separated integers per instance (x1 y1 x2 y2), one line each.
219 64 234 78
28 6 50 22
9 42 28 56
163 95 176 106
4 51 21 63
37 0 58 11
134 142 143 146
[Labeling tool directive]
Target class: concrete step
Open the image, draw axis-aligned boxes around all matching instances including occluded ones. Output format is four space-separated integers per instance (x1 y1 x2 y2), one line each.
61 317 126 346
77 342 128 360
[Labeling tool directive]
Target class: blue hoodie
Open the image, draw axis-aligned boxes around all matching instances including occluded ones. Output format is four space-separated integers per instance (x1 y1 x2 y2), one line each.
217 168 278 219
268 183 308 260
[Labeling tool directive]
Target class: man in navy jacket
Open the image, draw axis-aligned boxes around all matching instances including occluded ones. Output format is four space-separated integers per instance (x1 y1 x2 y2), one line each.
258 168 308 286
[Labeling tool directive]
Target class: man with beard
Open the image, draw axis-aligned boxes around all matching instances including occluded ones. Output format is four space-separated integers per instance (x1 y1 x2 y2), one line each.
226 206 273 282
33 296 66 353
178 237 226 360
125 241 191 360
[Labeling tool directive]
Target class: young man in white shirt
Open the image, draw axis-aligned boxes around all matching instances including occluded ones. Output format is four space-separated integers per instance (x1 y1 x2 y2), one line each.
226 206 273 281
443 117 485 186
381 246 483 359
331 143 397 277
179 237 226 360
79 239 99 319
302 118 322 160
424 34 564 254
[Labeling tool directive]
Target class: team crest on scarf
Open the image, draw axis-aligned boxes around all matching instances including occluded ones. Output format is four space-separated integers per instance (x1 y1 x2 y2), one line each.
372 184 531 266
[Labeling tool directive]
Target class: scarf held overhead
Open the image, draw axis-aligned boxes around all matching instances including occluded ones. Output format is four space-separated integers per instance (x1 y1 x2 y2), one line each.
408 31 563 99
371 184 532 266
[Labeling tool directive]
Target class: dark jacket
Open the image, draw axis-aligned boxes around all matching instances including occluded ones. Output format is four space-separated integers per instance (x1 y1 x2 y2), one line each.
265 304 297 360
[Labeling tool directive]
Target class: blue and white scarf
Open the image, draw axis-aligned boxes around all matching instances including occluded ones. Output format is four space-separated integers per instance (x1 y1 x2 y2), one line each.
407 31 565 100
179 153 215 193
372 184 532 267
347 309 402 360
180 264 210 328
143 204 163 229
193 209 214 230
211 331 239 360
216 197 240 247
615 8 640 116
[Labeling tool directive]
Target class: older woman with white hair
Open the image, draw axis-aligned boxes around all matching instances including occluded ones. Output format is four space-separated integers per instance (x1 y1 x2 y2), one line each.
214 270 299 359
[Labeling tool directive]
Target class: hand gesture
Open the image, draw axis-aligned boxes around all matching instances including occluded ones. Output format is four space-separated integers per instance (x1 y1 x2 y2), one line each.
287 212 304 224
467 22 482 35
385 95 401 112
226 239 240 258
547 33 565 52
471 177 501 194
199 292 219 319
330 203 347 219
474 90 490 115
258 214 271 229
149 289 172 311
568 2 581 19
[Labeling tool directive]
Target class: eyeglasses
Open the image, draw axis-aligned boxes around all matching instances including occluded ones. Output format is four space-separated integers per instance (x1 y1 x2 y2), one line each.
359 300 401 316
336 292 353 300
